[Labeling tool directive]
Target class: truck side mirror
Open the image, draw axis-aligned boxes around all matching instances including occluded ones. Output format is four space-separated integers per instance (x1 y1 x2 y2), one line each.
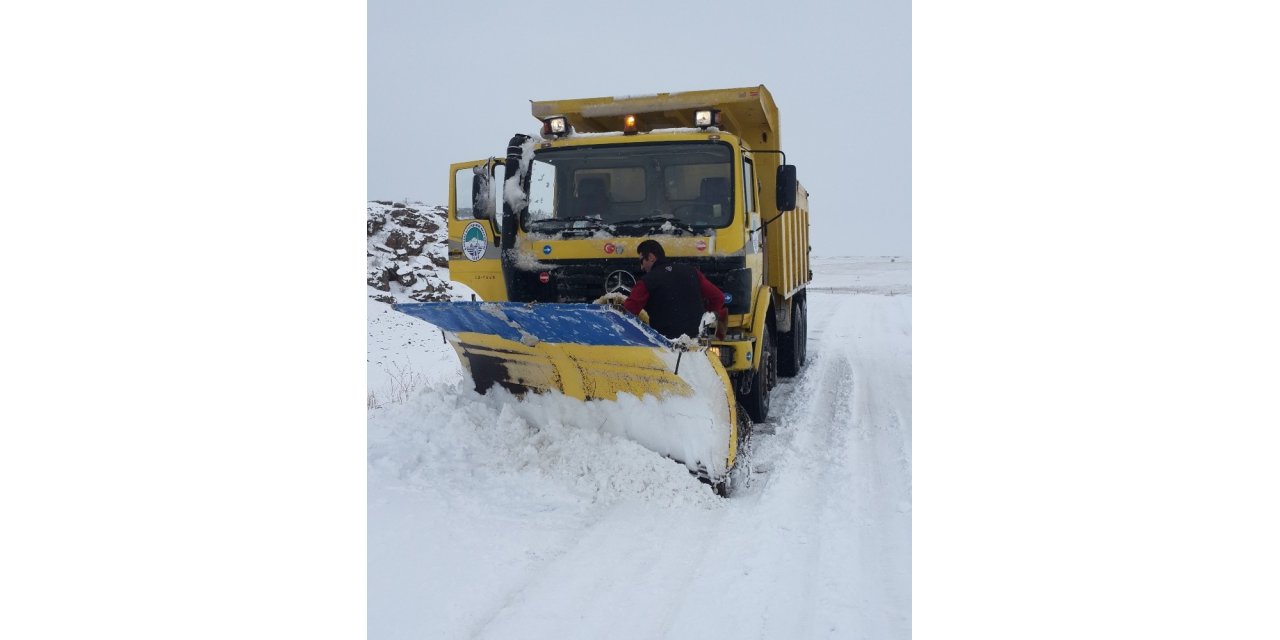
776 164 797 212
471 169 494 219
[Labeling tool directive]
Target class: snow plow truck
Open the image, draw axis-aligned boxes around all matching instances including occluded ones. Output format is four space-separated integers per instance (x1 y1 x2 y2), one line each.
394 85 811 494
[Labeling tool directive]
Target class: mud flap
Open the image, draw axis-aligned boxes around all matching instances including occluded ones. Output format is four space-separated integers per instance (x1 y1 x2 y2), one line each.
393 302 741 480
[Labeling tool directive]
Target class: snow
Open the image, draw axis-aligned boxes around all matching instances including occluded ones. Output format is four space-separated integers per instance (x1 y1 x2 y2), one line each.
368 255 912 639
367 298 462 407
507 248 556 270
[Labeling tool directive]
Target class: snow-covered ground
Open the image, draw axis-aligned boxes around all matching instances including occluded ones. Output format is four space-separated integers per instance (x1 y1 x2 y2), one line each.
367 256 912 639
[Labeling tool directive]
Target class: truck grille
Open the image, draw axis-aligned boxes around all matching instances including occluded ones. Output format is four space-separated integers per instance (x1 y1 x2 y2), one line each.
535 257 749 305
553 263 637 302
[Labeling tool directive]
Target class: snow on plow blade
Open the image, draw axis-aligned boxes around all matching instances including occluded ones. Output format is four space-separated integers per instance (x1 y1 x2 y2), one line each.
392 302 741 479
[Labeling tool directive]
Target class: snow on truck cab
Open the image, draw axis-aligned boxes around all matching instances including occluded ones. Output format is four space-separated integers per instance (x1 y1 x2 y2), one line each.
395 85 811 494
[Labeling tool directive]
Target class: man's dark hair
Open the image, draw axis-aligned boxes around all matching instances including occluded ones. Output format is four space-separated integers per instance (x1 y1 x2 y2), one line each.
637 239 665 259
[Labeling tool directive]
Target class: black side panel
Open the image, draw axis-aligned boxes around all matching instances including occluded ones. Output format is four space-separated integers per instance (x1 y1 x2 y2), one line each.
718 267 753 315
500 134 532 298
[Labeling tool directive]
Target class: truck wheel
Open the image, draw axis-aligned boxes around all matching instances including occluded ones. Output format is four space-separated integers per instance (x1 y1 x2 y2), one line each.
778 293 808 377
742 329 774 423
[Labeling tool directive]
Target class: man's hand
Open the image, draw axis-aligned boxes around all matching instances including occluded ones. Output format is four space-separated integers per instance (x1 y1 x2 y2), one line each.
595 291 648 324
593 292 627 309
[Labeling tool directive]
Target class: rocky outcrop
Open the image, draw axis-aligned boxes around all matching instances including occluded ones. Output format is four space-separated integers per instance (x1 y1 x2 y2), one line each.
367 201 457 304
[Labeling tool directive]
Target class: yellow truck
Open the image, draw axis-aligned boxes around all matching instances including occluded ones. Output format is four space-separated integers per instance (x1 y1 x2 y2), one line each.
394 85 810 493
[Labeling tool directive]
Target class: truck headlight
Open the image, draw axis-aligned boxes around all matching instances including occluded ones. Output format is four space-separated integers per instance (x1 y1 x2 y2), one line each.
695 109 721 129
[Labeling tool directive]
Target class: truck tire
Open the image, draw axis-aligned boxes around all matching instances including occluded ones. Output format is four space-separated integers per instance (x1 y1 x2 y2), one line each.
778 293 808 377
741 328 775 423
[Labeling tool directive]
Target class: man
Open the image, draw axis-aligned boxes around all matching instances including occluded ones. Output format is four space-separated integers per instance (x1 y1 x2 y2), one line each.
623 239 728 340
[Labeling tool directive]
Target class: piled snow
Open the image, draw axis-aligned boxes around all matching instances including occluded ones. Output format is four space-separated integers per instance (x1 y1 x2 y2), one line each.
367 378 728 640
368 244 913 639
369 381 723 507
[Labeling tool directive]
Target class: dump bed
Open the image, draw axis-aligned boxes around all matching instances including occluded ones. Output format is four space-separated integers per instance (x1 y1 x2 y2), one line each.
769 182 810 299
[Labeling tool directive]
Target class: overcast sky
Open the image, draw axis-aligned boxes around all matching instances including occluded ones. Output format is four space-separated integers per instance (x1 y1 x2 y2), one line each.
369 0 911 257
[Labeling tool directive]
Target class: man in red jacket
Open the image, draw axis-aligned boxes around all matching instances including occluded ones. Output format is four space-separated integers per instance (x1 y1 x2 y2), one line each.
623 239 727 340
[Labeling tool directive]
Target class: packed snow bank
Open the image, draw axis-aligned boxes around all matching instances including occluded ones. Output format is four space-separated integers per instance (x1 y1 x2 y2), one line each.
367 380 728 640
368 381 723 507
366 298 462 408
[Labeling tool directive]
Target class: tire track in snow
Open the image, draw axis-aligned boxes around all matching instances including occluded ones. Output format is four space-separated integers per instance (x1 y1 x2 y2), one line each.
658 291 860 639
473 304 861 640
833 295 912 638
463 501 618 639
472 502 730 640
796 293 911 638
467 291 910 640
719 290 910 639
755 292 859 638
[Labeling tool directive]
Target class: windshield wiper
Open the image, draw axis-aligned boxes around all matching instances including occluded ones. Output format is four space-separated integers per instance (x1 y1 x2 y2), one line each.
527 217 617 238
615 216 702 235
528 216 608 230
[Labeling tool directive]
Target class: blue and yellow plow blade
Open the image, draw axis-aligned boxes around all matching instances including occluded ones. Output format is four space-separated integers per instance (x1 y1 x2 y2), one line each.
394 302 703 400
392 302 741 478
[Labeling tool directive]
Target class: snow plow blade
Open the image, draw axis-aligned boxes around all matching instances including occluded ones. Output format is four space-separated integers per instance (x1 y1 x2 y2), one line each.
392 302 742 482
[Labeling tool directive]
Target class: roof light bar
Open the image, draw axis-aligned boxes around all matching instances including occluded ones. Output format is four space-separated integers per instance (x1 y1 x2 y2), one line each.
623 114 638 135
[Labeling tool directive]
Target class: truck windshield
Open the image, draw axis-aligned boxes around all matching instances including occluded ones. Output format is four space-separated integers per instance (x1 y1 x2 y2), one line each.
523 141 734 235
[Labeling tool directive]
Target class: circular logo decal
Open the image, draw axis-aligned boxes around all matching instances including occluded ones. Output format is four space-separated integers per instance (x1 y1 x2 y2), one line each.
723 292 734 304
695 240 707 251
604 243 616 255
542 245 552 255
462 222 487 262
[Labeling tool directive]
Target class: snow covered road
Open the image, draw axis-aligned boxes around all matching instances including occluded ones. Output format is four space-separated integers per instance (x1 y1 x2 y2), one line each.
367 257 911 639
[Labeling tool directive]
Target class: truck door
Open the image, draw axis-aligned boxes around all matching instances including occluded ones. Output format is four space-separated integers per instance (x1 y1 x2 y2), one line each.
448 159 508 301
